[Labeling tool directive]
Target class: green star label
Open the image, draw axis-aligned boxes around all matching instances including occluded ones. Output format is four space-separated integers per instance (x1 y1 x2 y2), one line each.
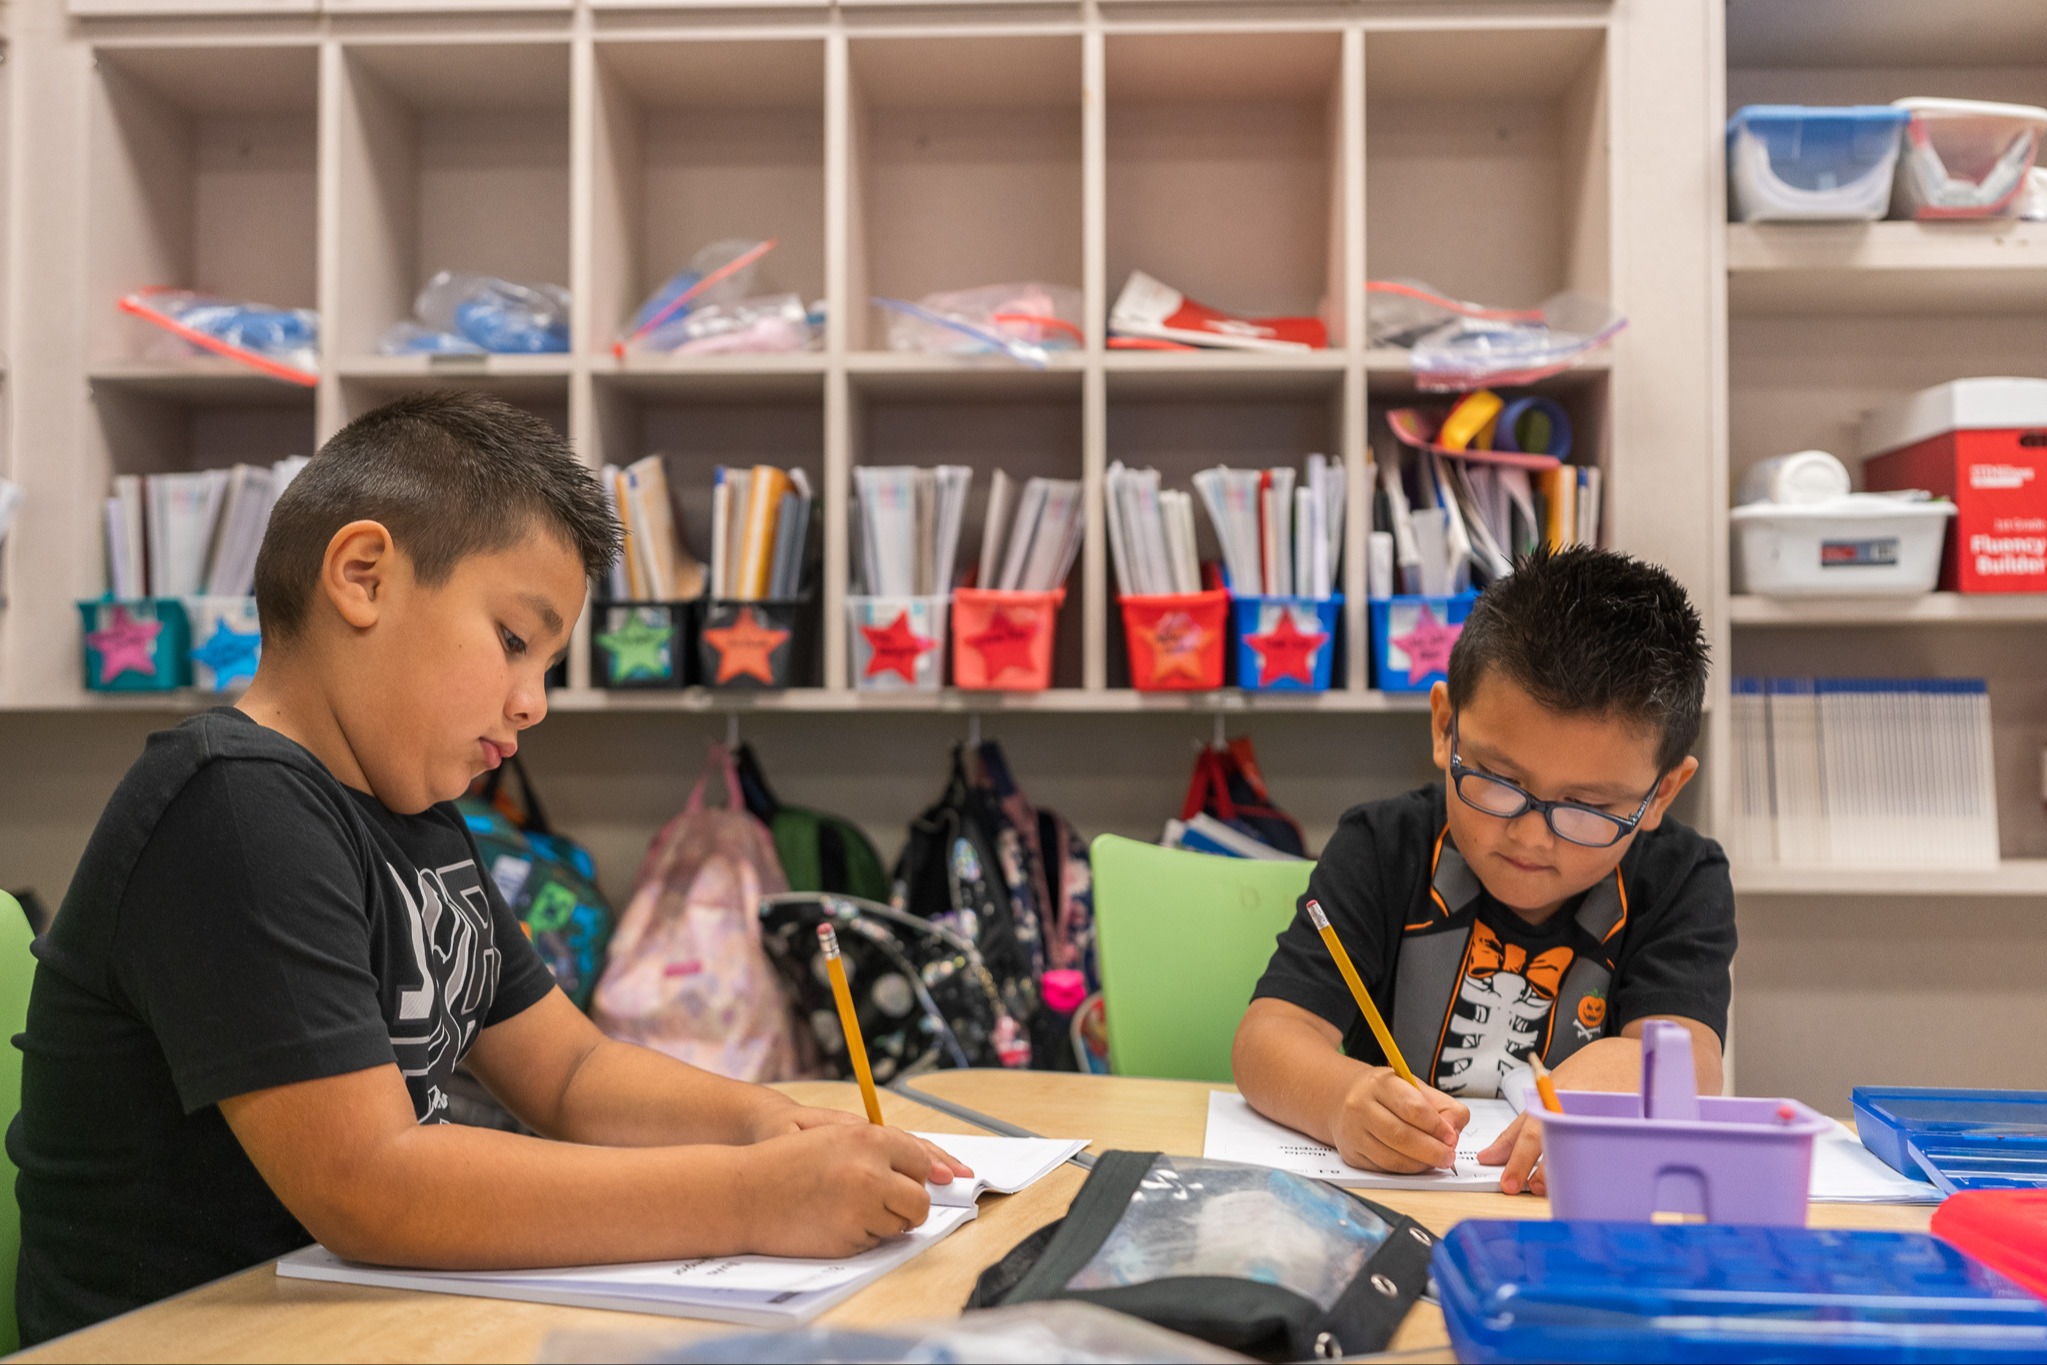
597 610 675 682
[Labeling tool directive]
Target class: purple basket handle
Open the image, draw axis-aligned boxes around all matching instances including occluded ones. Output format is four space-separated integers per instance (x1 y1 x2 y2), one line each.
1641 1020 1701 1121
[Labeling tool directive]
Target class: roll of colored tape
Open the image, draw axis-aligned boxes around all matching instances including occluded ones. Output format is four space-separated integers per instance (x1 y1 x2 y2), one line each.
1492 397 1573 458
1438 390 1504 453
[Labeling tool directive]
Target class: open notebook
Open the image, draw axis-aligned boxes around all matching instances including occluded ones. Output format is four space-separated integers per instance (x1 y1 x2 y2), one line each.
276 1132 1087 1328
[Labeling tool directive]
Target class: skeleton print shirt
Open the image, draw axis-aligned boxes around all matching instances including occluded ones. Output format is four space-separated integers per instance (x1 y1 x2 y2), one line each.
1252 784 1735 1098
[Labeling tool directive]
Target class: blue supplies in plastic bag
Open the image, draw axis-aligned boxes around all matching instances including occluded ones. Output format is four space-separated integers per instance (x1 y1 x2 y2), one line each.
120 288 320 385
379 272 571 355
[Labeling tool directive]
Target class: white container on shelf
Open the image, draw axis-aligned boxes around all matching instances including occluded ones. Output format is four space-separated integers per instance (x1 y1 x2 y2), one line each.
1727 105 1908 223
1731 495 1955 596
1891 98 2047 219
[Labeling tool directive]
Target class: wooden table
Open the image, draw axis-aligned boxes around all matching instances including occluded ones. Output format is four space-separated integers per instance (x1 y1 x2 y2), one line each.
16 1073 1936 1363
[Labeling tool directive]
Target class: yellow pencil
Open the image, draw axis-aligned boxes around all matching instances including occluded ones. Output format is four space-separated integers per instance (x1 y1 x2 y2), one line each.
819 924 885 1125
1528 1053 1563 1114
1306 898 1422 1091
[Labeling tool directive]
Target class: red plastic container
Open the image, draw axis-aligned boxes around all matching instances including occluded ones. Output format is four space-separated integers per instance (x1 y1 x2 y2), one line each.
1935 1191 2047 1300
1118 589 1229 691
951 587 1063 691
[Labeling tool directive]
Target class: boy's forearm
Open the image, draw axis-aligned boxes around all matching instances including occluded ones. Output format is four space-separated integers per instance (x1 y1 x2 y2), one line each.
1552 1025 1725 1097
317 1124 765 1269
545 1038 793 1147
1232 1005 1374 1146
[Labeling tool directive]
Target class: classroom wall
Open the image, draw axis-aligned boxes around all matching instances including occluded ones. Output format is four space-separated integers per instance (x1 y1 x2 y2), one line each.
10 706 2044 1115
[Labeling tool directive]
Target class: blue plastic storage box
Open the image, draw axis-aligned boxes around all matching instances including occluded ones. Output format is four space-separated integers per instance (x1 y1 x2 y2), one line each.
1853 1087 2047 1194
1728 105 1910 222
1434 1219 2047 1364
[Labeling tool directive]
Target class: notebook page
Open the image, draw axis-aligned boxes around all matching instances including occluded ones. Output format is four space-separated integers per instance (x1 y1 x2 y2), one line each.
1203 1091 1516 1191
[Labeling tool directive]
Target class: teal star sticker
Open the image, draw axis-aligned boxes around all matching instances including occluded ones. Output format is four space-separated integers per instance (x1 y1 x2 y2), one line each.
192 617 262 690
597 611 675 682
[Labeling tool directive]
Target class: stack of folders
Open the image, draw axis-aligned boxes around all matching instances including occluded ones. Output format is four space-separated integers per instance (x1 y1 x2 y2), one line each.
600 456 708 602
1190 456 1346 599
1729 678 2000 869
976 471 1083 592
852 465 972 597
1162 813 1308 861
712 464 813 601
1369 443 1600 598
103 458 311 600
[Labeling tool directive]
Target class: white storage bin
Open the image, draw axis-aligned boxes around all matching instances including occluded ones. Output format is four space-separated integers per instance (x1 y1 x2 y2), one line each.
1727 105 1907 223
1732 495 1954 597
1892 98 2047 219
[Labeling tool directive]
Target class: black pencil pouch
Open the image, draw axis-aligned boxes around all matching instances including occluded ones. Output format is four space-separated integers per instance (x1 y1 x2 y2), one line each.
966 1150 1435 1362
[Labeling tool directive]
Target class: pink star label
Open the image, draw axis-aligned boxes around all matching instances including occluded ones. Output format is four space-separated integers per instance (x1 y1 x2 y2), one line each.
1390 602 1463 685
86 605 164 685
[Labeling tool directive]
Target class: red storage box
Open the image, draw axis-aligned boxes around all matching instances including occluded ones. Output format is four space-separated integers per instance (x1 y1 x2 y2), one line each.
1862 378 2047 592
951 587 1063 691
1934 1191 2047 1301
1118 590 1228 691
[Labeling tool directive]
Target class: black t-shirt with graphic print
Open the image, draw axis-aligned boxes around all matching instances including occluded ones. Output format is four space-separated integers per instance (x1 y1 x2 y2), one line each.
7 709 558 1347
1252 784 1735 1097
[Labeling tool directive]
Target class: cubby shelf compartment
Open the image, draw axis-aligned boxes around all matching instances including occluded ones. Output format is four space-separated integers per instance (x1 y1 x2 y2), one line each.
1728 223 2047 316
543 688 1433 714
1733 860 2047 897
1730 594 2047 626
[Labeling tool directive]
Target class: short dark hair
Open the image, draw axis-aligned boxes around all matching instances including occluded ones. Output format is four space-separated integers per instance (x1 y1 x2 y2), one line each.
254 392 620 643
1446 545 1708 772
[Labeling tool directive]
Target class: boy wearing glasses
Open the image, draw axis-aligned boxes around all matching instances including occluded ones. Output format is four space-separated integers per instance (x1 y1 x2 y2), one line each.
1232 545 1730 1196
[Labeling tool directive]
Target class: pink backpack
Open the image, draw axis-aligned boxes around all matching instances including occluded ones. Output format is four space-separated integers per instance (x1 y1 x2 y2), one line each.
591 745 810 1082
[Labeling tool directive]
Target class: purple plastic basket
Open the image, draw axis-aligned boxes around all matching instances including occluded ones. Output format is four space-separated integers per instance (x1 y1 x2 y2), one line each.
1537 1021 1830 1226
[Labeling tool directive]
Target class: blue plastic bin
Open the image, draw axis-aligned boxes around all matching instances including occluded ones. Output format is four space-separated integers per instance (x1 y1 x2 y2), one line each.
1434 1220 2047 1364
1853 1086 2047 1193
1728 105 1909 222
1369 593 1476 693
1231 594 1340 692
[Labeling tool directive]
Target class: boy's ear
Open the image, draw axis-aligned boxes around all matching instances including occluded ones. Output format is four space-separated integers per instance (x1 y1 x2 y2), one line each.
321 520 398 631
1428 680 1454 772
1639 755 1701 833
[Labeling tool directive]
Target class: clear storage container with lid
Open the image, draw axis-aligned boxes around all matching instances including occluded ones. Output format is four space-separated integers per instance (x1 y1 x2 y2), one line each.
1727 105 1909 222
1892 98 2047 219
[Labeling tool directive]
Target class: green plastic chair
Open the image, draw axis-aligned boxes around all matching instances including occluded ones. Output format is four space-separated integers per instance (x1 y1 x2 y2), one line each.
0 892 33 1355
1090 835 1311 1083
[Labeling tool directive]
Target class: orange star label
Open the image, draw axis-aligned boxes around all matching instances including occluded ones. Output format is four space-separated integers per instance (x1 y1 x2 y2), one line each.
1141 611 1215 687
1246 605 1330 688
701 605 792 686
860 610 938 684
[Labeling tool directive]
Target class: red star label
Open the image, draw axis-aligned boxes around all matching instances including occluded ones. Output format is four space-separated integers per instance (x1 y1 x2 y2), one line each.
1247 607 1330 687
701 606 791 685
1391 602 1464 684
86 605 164 684
1140 610 1213 687
861 610 938 683
964 608 1044 685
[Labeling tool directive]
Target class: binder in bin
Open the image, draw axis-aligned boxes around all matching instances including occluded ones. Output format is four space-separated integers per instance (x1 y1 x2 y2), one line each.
1852 1087 2047 1193
1370 593 1476 693
591 600 695 689
1117 589 1228 692
1540 1020 1829 1226
849 595 947 692
1232 594 1341 692
185 596 262 693
79 598 192 691
697 597 815 690
951 587 1062 692
1434 1219 2047 1365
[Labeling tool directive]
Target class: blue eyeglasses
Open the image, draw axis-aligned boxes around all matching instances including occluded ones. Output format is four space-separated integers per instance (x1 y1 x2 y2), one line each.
1448 714 1661 849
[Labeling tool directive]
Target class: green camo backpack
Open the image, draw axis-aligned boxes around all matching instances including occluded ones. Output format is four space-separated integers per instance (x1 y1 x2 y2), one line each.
733 742 890 902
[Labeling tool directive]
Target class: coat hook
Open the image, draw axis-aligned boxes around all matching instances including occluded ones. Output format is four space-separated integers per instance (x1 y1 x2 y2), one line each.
967 711 982 751
1213 710 1227 750
726 710 740 750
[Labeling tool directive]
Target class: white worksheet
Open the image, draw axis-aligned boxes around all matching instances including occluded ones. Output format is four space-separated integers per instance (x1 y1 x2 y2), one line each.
1203 1091 1518 1191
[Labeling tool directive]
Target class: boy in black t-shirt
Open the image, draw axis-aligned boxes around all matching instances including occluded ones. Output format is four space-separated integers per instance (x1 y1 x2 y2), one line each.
1234 546 1735 1197
9 395 968 1346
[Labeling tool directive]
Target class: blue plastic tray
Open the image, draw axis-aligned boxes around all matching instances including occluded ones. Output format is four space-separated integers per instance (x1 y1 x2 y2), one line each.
1853 1087 2047 1193
1434 1221 2047 1364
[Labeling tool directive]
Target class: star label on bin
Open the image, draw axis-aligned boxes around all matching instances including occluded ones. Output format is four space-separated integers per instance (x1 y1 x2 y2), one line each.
596 612 674 682
1246 608 1329 688
702 606 790 686
192 617 262 689
1392 603 1463 685
1141 610 1212 687
964 609 1042 685
86 605 163 685
861 611 937 683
